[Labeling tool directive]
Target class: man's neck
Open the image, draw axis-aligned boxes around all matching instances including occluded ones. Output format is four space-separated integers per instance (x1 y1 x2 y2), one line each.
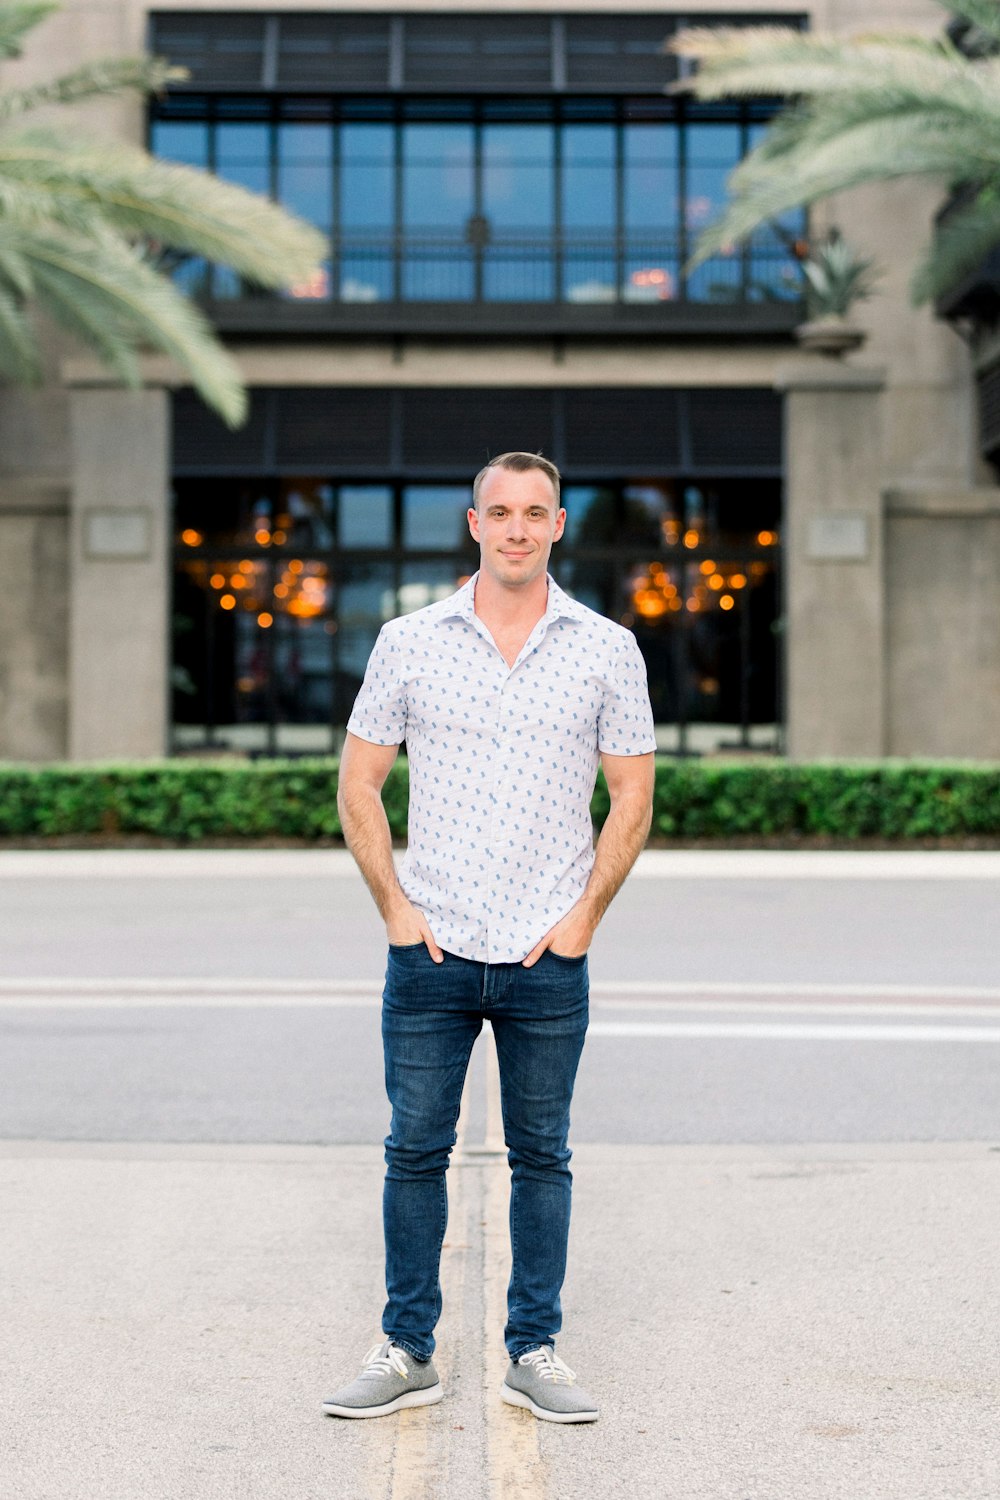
473 569 550 628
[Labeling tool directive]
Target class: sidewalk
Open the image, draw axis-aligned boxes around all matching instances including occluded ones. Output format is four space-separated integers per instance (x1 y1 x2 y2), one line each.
2 1137 997 1500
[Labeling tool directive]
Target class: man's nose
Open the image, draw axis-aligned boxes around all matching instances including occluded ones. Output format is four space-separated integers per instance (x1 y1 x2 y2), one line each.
505 514 528 538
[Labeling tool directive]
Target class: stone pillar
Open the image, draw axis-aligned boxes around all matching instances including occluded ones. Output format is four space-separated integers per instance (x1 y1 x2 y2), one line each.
67 384 171 760
775 359 887 760
0 478 71 761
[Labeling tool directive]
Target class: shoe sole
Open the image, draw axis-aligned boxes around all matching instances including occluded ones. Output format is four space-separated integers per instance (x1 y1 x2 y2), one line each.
323 1383 444 1419
500 1381 598 1424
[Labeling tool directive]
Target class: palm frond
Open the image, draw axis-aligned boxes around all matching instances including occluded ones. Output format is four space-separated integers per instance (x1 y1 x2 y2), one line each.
0 57 186 123
0 131 327 286
0 284 39 380
689 115 1000 264
11 224 247 424
670 26 962 101
0 1 56 58
0 229 33 294
943 0 1000 45
911 189 1000 300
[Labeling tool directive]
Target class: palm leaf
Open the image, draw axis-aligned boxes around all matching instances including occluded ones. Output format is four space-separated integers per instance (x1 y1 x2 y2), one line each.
0 57 186 122
944 0 1000 45
911 189 1000 299
11 224 247 424
0 283 38 379
0 131 327 285
0 1 56 58
690 113 1000 265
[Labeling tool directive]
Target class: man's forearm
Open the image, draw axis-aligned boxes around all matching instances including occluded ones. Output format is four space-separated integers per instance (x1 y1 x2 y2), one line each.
338 782 407 920
577 790 652 928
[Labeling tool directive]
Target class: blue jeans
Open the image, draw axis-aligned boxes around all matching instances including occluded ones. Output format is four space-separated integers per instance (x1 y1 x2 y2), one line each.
380 943 589 1363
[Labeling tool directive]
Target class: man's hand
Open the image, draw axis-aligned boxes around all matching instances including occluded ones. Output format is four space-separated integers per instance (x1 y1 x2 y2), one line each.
386 896 444 963
521 902 596 968
521 750 654 969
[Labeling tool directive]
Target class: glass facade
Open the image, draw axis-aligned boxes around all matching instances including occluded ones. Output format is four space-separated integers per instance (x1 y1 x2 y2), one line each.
150 96 804 308
172 474 781 757
157 16 797 760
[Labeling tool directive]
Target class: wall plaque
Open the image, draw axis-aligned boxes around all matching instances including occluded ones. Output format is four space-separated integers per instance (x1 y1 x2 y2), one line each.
806 513 869 561
84 509 152 560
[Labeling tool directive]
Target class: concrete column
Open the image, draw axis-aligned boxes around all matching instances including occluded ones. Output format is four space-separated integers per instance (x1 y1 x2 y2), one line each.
67 385 171 761
0 479 71 761
775 359 887 760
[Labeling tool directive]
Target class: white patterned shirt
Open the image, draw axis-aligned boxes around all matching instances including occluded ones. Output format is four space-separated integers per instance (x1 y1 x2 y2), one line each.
347 571 656 963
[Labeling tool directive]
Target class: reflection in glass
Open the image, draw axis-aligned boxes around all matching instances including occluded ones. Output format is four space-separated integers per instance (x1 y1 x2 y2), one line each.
277 480 334 549
278 122 332 300
402 124 475 300
398 561 464 615
685 124 742 302
559 555 616 619
213 122 270 298
622 484 677 546
174 479 278 550
152 102 797 313
403 486 471 549
339 485 393 548
151 120 210 167
339 563 395 693
562 125 617 303
271 609 335 728
623 123 679 302
340 123 395 302
482 124 554 301
561 485 617 547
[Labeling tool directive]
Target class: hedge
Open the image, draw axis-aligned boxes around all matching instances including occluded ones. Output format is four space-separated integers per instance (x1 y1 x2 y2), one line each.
0 757 998 842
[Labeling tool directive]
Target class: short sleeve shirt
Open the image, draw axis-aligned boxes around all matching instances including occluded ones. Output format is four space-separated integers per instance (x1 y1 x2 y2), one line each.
347 572 656 963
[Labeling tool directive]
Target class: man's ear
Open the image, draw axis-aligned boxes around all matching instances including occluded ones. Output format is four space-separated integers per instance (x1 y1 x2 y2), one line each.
553 506 567 542
467 505 480 542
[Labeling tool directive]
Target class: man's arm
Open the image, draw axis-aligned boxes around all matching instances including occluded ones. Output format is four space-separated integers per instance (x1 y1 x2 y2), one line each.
337 732 443 962
522 750 654 967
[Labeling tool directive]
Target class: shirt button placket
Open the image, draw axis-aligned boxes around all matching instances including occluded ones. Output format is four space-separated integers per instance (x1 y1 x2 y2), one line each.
485 666 510 966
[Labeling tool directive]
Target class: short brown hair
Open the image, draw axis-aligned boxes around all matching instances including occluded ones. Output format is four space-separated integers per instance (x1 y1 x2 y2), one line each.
472 451 561 510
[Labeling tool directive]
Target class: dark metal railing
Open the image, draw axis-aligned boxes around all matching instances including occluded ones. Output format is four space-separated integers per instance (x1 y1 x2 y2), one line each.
173 228 803 309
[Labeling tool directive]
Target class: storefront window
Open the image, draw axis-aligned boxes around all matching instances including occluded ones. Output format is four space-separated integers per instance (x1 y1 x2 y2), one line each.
172 474 782 756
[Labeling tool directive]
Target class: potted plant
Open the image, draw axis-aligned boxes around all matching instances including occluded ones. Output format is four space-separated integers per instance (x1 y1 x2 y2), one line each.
794 229 879 356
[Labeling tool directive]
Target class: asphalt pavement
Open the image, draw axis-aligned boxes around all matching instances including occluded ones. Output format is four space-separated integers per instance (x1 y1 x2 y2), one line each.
1 850 998 1500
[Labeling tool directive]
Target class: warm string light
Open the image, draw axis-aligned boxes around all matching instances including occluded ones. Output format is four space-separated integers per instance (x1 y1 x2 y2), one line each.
629 558 765 618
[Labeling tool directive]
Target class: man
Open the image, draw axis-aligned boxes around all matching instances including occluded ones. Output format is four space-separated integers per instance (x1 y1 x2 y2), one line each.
324 451 655 1424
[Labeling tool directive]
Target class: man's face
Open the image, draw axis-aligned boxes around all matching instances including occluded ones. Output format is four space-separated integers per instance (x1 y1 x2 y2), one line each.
468 468 566 589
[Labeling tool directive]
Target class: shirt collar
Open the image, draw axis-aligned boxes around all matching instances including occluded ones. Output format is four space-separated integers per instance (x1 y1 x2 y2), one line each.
441 570 586 626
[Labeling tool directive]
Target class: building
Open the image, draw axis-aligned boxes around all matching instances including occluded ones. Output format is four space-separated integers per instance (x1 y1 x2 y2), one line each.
1 1 997 764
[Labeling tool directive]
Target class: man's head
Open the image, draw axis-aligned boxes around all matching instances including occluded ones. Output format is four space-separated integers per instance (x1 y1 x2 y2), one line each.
468 452 565 590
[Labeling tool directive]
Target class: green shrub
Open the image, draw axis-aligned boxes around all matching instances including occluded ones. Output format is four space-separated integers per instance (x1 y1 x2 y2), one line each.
0 757 997 842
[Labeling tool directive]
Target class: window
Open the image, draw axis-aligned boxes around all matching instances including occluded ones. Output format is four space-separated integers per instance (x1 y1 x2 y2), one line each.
151 96 804 308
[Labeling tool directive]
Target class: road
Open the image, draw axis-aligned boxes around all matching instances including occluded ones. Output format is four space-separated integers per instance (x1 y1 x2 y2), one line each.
1 849 997 1500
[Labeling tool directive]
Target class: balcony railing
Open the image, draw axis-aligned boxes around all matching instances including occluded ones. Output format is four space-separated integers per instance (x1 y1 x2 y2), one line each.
170 228 805 336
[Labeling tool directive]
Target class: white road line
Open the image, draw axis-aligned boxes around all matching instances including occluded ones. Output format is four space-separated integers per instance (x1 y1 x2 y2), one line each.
2 978 1000 1018
1 848 998 879
3 977 1000 1001
587 981 1000 1001
587 1021 1000 1042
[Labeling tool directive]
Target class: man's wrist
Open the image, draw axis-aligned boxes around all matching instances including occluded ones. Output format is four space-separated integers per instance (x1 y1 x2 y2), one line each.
380 890 412 924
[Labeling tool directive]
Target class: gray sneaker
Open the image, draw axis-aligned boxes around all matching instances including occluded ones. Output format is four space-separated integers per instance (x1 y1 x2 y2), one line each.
322 1338 443 1418
500 1344 599 1423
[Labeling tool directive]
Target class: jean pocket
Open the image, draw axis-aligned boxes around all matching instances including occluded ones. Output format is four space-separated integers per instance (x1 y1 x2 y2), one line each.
546 948 588 965
388 941 427 953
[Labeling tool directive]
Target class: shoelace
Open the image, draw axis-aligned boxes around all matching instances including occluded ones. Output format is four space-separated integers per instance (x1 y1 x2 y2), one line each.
518 1346 576 1385
359 1340 410 1380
